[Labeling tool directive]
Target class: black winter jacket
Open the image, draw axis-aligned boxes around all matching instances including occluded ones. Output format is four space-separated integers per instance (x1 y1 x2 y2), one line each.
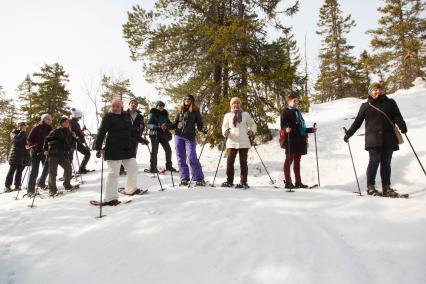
280 108 314 155
147 108 172 140
43 127 75 158
346 95 407 151
170 106 203 141
70 118 86 145
94 112 134 160
8 130 30 166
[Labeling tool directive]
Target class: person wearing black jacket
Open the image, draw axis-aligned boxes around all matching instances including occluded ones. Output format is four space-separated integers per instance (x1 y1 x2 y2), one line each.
94 99 140 205
344 82 407 197
281 95 316 189
147 101 176 173
43 117 76 196
69 109 91 174
4 122 30 192
170 95 206 186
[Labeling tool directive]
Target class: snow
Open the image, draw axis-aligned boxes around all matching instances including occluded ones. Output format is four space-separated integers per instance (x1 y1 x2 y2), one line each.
1 80 426 284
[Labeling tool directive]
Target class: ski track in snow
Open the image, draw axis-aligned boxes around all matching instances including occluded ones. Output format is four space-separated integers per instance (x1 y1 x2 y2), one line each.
0 80 425 284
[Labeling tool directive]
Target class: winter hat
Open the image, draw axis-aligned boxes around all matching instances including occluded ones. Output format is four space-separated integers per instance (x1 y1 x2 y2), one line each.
368 82 384 94
40 114 52 122
156 100 165 107
17 121 26 127
184 94 195 102
59 116 69 125
129 98 138 104
286 95 298 102
230 97 241 107
71 108 83 119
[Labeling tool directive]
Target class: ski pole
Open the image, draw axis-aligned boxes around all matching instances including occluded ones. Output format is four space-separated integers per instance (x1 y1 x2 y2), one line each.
404 133 426 176
251 138 275 185
170 169 175 187
75 141 84 184
313 123 320 187
343 127 362 196
146 144 164 191
15 165 30 200
96 154 106 218
211 133 229 187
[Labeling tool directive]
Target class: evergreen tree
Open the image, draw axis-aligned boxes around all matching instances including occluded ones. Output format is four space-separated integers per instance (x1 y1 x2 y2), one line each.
0 86 19 162
100 75 135 116
30 63 71 126
123 0 302 144
17 74 36 122
315 0 358 101
367 0 426 91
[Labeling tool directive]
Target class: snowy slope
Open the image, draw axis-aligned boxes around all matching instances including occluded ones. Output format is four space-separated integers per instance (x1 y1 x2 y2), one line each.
0 80 425 284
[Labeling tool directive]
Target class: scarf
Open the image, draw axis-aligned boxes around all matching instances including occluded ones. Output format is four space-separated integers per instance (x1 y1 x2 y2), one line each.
288 106 306 136
233 109 243 127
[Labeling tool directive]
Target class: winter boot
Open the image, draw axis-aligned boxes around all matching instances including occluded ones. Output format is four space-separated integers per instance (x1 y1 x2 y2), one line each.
14 186 22 191
179 180 189 186
367 185 381 196
221 181 234 188
166 166 178 172
104 199 121 206
294 182 308 189
284 181 295 189
195 180 206 187
235 183 250 189
382 185 399 198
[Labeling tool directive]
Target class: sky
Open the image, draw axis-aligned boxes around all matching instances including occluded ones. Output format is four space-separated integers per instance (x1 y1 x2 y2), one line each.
0 0 383 129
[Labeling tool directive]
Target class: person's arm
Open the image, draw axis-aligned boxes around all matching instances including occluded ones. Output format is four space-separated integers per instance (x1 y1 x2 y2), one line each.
246 113 257 135
147 113 159 130
391 99 407 133
27 126 37 148
43 129 57 151
13 131 26 142
345 103 367 139
94 115 110 151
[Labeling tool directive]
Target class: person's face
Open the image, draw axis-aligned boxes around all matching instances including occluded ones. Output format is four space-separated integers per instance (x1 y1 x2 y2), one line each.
61 120 70 128
184 97 192 106
288 98 299 107
370 87 383 99
112 102 123 114
231 101 241 111
129 101 138 111
157 104 165 111
18 124 27 131
44 117 53 126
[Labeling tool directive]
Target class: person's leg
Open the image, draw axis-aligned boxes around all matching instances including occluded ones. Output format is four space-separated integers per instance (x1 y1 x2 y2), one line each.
27 154 41 193
186 139 204 181
38 155 49 187
175 136 189 181
59 157 73 189
159 139 173 170
14 165 25 187
5 164 17 189
380 147 394 187
77 142 91 171
293 153 302 183
226 148 237 184
150 136 160 171
122 158 138 194
238 148 249 184
283 153 294 183
47 157 59 193
366 148 381 187
104 160 121 202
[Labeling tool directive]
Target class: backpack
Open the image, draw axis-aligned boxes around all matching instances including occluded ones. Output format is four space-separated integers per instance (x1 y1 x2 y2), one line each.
279 129 286 149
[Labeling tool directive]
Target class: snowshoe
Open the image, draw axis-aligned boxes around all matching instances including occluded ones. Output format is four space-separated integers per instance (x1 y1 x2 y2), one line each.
118 188 148 196
3 187 15 193
284 181 295 189
221 181 234 188
90 199 131 206
37 184 48 191
382 185 409 199
194 180 206 187
294 182 308 189
64 184 80 191
166 167 178 172
49 191 64 197
235 183 250 190
367 185 381 196
77 168 94 174
144 168 166 175
179 180 189 186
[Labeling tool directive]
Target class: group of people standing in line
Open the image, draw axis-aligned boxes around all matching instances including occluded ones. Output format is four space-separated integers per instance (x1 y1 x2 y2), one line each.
4 82 408 203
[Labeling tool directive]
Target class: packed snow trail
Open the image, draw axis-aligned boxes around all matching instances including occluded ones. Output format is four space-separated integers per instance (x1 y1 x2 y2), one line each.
0 79 425 284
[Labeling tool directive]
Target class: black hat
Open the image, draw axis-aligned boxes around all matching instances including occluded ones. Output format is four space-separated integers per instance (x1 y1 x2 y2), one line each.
156 100 165 107
184 94 195 102
59 116 69 125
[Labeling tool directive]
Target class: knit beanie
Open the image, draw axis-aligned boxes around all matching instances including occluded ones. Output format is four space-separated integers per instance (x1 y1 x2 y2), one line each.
156 100 165 107
368 82 384 94
59 116 69 125
40 114 52 122
230 97 241 107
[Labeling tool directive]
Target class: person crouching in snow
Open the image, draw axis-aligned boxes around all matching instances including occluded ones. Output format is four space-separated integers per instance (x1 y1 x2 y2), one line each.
170 94 206 186
281 95 317 189
43 117 77 196
344 82 407 197
221 97 256 189
94 99 141 205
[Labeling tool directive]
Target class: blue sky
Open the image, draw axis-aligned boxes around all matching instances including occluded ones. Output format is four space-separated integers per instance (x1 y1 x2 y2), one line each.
0 0 382 119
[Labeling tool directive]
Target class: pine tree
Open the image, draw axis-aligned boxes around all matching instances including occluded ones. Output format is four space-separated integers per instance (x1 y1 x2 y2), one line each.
30 63 71 126
17 74 36 122
123 0 302 144
100 75 135 117
0 86 19 162
315 0 358 102
368 0 426 91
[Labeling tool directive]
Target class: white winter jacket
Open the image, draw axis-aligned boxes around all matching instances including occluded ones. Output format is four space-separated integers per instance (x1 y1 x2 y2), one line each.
222 111 257 149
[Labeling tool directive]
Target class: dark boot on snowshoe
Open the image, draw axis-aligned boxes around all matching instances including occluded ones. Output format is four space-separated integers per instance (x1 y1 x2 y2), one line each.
149 168 160 174
195 180 206 187
284 181 295 189
221 181 234 187
294 182 308 189
235 183 250 189
382 185 399 198
64 184 79 191
104 199 121 206
4 186 13 193
179 180 189 186
166 166 178 172
367 185 381 196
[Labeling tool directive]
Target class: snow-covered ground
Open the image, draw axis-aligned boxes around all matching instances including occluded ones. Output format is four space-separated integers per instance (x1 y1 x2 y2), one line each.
1 80 425 284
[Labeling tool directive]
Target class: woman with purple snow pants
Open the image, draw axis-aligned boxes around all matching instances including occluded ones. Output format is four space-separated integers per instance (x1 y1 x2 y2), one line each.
170 95 207 186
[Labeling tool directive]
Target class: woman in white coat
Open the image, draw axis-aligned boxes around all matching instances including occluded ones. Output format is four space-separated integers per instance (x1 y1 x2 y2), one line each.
221 97 257 189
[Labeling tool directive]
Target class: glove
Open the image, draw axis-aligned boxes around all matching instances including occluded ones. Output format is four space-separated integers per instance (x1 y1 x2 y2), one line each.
96 151 102 158
247 130 254 137
343 135 349 143
224 129 230 138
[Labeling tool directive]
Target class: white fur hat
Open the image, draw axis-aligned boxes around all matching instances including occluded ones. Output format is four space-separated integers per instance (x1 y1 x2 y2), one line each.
71 108 83 119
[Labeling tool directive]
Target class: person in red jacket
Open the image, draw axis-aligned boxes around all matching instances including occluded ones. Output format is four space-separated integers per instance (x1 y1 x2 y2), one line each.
26 114 53 197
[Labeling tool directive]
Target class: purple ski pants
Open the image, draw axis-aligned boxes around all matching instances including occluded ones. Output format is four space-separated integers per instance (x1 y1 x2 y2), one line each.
174 135 204 181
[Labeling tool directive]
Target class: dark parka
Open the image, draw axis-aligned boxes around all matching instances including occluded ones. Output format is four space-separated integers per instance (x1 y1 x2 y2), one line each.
94 112 134 160
345 95 407 151
170 105 203 141
124 109 145 157
147 108 172 140
280 108 314 155
43 128 75 158
8 130 30 166
27 122 53 154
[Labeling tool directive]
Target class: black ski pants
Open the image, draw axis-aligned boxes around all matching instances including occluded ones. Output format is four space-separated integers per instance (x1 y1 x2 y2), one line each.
71 141 91 171
366 147 393 186
5 164 26 188
27 153 49 193
150 135 172 170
